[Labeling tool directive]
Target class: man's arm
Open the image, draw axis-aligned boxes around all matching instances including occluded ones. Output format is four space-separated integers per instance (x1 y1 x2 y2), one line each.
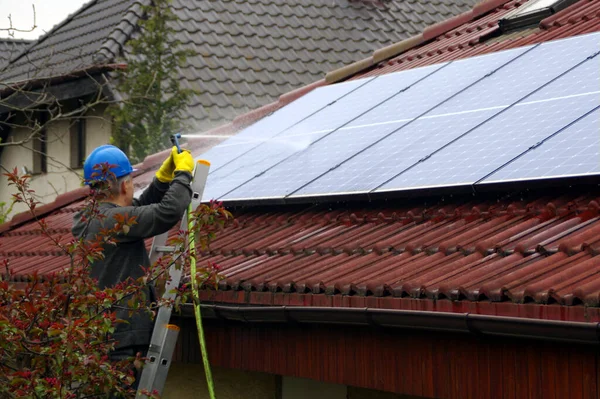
134 148 178 206
133 177 171 207
105 171 193 241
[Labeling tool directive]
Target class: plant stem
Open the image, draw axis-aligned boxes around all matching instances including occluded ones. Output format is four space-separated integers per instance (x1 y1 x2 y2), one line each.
188 203 215 399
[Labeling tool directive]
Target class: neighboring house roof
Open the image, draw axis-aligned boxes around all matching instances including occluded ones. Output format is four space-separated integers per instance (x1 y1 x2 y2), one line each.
1 0 600 325
0 38 31 70
0 0 480 132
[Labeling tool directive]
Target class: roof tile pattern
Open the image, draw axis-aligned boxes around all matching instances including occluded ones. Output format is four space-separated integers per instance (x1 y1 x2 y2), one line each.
3 0 600 324
0 0 137 82
0 39 31 70
195 195 600 308
358 0 600 77
173 0 480 130
0 0 480 132
4 192 600 313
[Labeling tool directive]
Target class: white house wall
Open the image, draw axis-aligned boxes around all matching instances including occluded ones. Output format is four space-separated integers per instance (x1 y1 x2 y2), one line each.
85 106 113 155
0 106 112 218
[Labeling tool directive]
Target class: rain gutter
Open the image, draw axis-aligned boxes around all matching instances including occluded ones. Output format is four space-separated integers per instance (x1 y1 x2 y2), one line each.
181 304 600 345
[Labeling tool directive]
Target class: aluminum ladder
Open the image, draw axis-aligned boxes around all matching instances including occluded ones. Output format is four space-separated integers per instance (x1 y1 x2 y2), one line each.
136 160 210 397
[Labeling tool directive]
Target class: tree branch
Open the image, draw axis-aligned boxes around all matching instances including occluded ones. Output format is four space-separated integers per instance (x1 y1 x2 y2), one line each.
0 5 37 35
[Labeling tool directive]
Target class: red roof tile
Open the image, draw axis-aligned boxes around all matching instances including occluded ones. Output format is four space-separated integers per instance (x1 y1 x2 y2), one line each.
4 191 600 321
356 0 600 78
2 0 600 324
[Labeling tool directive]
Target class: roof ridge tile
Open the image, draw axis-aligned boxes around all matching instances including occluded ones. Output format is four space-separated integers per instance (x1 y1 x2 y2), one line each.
95 0 148 64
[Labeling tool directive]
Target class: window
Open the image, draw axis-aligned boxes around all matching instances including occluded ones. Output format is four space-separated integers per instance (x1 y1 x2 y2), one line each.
499 0 578 31
70 118 86 169
32 117 47 175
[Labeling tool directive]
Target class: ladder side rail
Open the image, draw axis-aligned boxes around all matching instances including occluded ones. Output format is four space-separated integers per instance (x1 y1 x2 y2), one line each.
136 161 210 397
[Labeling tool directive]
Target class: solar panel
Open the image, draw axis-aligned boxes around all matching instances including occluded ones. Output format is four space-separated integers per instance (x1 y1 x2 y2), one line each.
202 63 445 200
480 106 600 183
298 32 600 197
194 77 373 172
293 109 501 196
376 51 600 193
195 32 600 203
221 46 531 200
414 32 600 117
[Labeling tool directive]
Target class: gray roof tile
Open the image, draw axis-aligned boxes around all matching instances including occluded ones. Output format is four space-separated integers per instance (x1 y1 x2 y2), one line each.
1 0 479 132
0 39 32 70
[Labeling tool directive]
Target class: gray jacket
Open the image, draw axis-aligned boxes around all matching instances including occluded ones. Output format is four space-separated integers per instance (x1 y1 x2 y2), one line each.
72 171 192 349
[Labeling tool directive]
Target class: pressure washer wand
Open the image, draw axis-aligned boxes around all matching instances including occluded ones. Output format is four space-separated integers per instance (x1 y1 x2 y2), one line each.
170 133 182 154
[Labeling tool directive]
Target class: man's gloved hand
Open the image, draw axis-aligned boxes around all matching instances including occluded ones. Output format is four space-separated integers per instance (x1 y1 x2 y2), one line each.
172 146 195 175
155 150 175 183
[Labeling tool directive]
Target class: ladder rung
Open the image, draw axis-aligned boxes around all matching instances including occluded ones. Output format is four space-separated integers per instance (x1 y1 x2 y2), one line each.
154 245 176 253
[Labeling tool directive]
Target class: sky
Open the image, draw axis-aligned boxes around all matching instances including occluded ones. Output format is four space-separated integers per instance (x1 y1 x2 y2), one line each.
0 0 89 40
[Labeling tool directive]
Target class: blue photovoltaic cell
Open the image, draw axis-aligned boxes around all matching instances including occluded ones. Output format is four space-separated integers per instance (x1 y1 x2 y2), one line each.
202 63 445 200
480 107 600 183
410 32 600 117
376 53 600 192
222 46 531 200
293 110 499 196
194 77 372 172
342 46 532 129
221 122 405 200
294 31 600 197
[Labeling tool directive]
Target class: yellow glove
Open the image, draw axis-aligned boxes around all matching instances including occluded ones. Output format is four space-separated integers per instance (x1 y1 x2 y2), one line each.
172 146 195 174
155 149 175 183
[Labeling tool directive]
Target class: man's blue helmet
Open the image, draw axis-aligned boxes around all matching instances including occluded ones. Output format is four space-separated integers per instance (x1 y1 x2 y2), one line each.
83 145 135 184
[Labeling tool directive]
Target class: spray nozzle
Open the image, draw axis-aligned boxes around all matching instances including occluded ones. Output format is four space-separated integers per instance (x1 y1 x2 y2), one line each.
170 133 182 154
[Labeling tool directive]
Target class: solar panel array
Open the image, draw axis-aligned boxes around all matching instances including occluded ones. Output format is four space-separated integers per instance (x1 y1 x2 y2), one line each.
194 32 600 203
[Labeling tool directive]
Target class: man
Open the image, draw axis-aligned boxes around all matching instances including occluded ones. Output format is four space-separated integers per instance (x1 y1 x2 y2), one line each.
71 144 195 389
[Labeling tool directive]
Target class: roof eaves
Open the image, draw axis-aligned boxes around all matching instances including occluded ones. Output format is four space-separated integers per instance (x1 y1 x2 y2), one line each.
323 0 512 84
94 0 149 64
0 63 126 98
195 304 600 345
0 187 89 235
